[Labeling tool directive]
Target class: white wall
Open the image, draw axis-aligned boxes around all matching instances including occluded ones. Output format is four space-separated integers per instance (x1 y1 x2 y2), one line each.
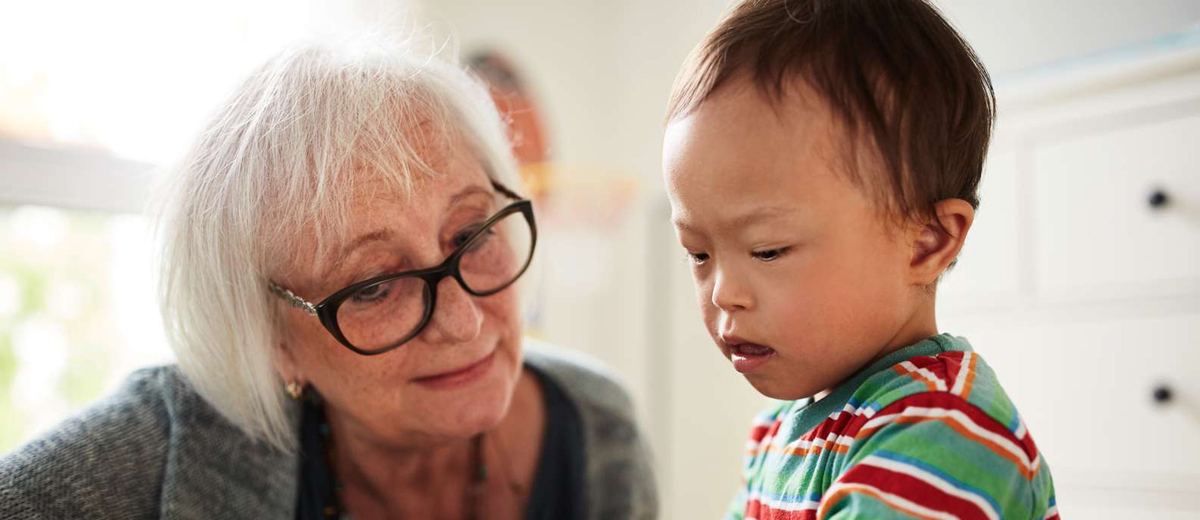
936 0 1200 74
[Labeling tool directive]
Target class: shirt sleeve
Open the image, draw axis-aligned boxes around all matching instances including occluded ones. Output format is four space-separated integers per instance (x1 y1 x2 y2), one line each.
817 392 1056 520
724 401 793 520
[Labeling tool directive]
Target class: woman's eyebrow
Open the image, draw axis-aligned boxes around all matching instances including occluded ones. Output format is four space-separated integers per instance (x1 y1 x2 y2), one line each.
322 229 394 281
446 184 493 208
340 229 393 259
327 184 493 274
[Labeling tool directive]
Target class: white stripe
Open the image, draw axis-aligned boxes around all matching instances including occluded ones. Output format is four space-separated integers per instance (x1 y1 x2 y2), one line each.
1042 504 1059 519
855 406 1038 472
781 429 855 454
859 455 1001 520
746 489 820 512
827 401 878 423
902 407 1037 471
1013 417 1027 440
950 351 973 395
899 361 949 392
820 482 960 520
861 412 901 432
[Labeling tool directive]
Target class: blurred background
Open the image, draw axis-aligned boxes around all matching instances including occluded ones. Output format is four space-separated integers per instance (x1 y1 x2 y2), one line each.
2 1 1199 518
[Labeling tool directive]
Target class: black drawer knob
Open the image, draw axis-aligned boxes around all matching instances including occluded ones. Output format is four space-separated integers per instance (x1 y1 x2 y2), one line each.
1153 385 1173 404
1148 190 1170 209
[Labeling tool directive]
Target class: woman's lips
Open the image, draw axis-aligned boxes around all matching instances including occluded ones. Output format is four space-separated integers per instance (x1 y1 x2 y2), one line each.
412 351 496 390
729 342 776 374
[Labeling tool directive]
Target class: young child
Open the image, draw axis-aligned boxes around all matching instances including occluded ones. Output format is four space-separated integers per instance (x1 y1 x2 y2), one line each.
662 1 1058 519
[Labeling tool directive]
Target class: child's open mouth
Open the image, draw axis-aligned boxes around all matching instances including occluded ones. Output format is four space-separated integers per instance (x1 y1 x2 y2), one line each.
729 342 776 374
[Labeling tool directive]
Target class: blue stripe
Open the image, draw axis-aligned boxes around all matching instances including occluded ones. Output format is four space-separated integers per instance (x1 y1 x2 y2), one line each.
1006 407 1021 435
873 450 1004 516
844 397 882 416
745 484 823 505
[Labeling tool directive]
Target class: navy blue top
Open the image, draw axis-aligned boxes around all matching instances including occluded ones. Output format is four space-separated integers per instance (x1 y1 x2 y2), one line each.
296 365 585 519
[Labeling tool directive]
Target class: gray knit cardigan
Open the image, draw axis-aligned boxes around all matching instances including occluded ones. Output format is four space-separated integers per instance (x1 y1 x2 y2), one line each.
0 344 658 519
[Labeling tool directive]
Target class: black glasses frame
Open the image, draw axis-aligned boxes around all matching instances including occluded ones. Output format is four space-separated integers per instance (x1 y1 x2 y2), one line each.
269 181 536 356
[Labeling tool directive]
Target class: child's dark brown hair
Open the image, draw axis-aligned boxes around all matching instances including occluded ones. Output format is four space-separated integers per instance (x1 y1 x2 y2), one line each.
668 0 995 230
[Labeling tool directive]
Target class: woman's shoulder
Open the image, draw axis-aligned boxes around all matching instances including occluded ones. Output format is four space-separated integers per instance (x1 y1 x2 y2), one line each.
0 365 186 517
521 337 659 519
522 337 636 423
0 365 297 519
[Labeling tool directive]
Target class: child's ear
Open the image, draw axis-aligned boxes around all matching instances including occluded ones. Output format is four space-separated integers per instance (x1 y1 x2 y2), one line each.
907 198 975 286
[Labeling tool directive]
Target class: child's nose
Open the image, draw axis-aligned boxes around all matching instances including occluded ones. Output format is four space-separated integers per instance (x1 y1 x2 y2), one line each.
711 268 753 312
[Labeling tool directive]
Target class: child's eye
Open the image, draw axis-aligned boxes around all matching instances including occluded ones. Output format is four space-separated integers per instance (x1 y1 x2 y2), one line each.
686 251 710 265
752 247 789 262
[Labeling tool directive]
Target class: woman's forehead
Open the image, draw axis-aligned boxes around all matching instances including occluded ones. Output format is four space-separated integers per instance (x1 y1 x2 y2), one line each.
271 137 492 286
350 137 490 209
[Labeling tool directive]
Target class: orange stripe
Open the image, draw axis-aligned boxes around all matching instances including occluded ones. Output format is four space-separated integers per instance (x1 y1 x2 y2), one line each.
892 414 1037 480
782 441 851 457
754 438 853 457
849 412 1037 480
817 483 946 520
957 353 978 398
894 364 938 392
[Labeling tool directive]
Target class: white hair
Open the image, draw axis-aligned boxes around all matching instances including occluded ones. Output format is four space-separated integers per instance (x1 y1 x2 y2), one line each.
154 35 521 451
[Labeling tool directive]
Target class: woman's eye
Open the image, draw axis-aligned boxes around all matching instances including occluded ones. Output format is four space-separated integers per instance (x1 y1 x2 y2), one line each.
350 281 392 304
452 224 490 250
752 247 789 262
686 251 709 265
451 230 474 248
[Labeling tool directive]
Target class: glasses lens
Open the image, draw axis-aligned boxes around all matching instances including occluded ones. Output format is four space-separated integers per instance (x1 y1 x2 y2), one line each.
335 276 428 352
459 209 534 295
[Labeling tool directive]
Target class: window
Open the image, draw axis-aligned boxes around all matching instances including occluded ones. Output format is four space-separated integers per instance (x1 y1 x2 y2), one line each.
0 204 171 452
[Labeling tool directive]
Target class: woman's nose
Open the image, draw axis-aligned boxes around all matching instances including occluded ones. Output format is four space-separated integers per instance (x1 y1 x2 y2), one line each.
421 275 484 345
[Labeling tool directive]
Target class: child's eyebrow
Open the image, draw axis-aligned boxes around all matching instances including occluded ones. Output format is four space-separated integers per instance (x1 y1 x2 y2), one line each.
672 206 797 234
726 206 796 229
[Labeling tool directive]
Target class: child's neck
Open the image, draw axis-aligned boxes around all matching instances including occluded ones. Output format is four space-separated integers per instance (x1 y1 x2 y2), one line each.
814 304 939 403
882 297 940 361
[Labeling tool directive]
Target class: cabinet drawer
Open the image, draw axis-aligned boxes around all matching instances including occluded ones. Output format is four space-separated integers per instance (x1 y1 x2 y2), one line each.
967 311 1200 485
1032 112 1200 299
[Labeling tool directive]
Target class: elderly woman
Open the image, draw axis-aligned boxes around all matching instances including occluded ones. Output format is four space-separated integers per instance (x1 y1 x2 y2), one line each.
0 38 657 519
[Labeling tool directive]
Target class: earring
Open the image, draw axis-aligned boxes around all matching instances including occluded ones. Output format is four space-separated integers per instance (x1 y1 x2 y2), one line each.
285 380 305 400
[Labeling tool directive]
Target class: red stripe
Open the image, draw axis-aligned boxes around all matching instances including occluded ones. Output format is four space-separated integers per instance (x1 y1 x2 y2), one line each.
840 392 1038 463
744 498 817 520
902 353 958 386
824 464 994 520
932 351 967 392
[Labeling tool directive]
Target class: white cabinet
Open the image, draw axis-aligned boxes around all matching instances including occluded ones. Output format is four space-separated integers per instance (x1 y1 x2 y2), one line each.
976 312 1200 479
1033 112 1200 301
938 44 1200 517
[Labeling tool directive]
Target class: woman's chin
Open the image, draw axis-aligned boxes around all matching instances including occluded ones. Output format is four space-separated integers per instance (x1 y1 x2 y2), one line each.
423 366 517 437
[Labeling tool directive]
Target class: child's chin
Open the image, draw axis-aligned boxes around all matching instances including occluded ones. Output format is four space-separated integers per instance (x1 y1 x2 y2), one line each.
744 375 813 401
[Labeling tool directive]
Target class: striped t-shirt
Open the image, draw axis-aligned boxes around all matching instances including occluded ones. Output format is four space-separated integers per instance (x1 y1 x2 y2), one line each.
726 334 1058 520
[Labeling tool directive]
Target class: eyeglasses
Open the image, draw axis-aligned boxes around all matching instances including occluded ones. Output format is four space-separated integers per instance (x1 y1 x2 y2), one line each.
268 181 536 355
